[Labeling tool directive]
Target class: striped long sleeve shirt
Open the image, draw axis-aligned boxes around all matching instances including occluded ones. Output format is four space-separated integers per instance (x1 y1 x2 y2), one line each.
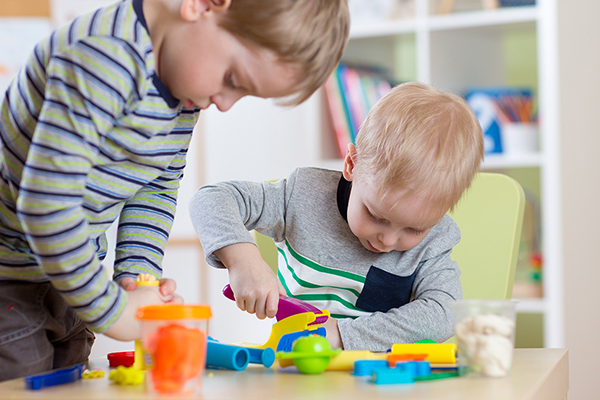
190 168 463 351
0 0 200 332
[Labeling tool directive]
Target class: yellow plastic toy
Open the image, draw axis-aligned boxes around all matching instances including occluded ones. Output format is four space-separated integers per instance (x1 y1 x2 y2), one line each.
134 274 160 371
82 369 105 379
233 311 328 351
109 366 144 385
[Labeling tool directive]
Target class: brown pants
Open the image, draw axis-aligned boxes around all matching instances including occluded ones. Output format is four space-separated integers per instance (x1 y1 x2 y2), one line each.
0 281 95 382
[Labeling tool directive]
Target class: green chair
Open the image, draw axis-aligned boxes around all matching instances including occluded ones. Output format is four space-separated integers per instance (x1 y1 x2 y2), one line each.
448 172 525 300
254 172 525 301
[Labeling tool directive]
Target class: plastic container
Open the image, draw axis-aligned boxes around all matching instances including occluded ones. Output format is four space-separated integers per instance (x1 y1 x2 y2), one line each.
449 300 517 378
500 123 538 154
136 304 212 396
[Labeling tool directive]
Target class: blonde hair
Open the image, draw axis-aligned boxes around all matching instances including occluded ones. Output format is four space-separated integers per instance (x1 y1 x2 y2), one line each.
354 82 484 215
217 0 350 106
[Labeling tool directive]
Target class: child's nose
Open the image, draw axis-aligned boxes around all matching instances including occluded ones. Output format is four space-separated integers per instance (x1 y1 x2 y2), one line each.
212 92 244 112
378 230 399 248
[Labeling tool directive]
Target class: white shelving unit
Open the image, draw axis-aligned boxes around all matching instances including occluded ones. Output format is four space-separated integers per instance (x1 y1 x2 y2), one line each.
202 0 563 348
340 0 562 348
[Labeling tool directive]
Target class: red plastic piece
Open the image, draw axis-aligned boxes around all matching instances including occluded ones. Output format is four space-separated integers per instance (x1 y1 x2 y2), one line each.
107 351 135 367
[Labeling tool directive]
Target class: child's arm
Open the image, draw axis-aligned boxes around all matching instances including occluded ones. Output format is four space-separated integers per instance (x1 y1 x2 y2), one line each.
112 151 187 283
189 171 301 318
323 317 343 349
215 242 284 319
104 284 183 341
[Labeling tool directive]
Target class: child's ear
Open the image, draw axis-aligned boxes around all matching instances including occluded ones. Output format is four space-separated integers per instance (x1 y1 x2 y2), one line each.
180 0 232 21
342 143 357 181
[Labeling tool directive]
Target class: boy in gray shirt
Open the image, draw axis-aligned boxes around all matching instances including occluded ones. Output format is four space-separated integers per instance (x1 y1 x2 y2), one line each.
190 82 484 351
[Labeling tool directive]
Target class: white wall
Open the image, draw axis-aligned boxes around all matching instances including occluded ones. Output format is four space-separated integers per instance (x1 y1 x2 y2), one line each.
558 1 600 399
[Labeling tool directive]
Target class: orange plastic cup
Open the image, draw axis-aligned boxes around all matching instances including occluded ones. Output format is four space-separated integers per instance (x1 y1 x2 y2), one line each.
136 304 212 396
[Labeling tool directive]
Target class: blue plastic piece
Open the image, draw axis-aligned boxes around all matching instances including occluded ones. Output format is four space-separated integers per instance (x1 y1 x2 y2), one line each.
25 364 84 390
247 347 276 368
371 367 415 385
207 338 250 371
276 327 326 352
414 361 431 377
352 360 389 377
394 361 431 377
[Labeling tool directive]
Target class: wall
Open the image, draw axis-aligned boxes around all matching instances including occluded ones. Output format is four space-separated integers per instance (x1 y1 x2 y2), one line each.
558 0 600 399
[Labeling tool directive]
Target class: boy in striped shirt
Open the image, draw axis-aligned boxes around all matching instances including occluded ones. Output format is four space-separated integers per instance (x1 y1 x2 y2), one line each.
190 82 484 351
0 0 349 380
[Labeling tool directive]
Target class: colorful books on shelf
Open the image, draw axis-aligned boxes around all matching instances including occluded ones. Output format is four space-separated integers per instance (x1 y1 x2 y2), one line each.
323 63 393 157
465 87 536 155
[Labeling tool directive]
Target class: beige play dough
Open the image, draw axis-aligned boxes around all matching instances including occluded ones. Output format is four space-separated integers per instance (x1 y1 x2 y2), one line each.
455 313 515 377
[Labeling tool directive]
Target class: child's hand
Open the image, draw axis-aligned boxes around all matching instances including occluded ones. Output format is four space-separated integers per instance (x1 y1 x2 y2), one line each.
216 242 286 320
323 317 344 350
118 276 183 303
104 284 181 341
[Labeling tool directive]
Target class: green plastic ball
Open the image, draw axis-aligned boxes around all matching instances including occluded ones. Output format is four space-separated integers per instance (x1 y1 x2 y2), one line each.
291 336 335 374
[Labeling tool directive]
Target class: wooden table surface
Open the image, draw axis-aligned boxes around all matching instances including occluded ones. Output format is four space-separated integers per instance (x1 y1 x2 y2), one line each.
0 348 568 400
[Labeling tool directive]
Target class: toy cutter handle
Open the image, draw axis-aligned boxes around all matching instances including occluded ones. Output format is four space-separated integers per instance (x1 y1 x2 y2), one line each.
222 284 328 325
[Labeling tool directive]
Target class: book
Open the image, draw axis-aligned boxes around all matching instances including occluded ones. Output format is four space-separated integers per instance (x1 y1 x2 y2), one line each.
323 75 352 158
323 63 394 158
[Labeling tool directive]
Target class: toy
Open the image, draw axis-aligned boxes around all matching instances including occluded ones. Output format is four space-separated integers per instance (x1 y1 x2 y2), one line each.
82 369 105 379
223 285 329 351
371 367 414 385
246 347 276 368
147 323 206 393
352 360 389 376
455 313 515 377
223 284 328 326
276 335 341 374
276 326 326 352
207 338 250 371
25 364 85 390
109 366 144 385
391 343 457 364
134 274 160 371
107 351 135 367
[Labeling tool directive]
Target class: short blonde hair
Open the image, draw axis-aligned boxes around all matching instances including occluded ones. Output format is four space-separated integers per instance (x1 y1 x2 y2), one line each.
218 0 350 106
354 82 484 215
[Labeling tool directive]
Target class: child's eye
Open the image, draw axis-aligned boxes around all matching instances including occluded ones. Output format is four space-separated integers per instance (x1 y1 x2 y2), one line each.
367 209 384 223
225 72 236 89
409 228 427 235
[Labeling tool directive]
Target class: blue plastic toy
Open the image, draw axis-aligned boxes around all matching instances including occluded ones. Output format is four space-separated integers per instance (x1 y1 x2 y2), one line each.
25 364 85 390
371 367 415 385
207 337 276 370
207 338 250 371
352 360 389 377
276 327 326 352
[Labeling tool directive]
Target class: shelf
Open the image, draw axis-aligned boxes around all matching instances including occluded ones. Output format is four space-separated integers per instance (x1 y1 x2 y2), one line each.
482 153 544 169
349 5 538 40
514 298 546 313
428 6 538 31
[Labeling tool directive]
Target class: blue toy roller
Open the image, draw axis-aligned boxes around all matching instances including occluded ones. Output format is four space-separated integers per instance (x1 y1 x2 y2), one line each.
207 338 250 371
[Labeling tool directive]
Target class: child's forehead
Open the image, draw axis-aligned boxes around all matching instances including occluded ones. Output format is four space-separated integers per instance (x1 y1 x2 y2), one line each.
369 183 447 224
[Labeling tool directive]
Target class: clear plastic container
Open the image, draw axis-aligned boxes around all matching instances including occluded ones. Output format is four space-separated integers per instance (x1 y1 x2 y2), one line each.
449 300 517 378
136 304 212 396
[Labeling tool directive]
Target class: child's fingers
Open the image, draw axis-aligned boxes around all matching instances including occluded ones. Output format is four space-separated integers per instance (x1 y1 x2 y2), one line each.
266 291 279 319
255 297 268 320
278 282 287 297
165 293 184 304
119 277 136 291
158 278 177 297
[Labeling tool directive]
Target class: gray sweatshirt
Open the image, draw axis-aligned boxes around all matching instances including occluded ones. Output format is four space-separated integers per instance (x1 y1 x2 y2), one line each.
189 167 462 351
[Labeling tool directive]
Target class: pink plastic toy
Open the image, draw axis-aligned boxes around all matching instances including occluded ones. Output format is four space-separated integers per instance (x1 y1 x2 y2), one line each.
222 284 328 325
